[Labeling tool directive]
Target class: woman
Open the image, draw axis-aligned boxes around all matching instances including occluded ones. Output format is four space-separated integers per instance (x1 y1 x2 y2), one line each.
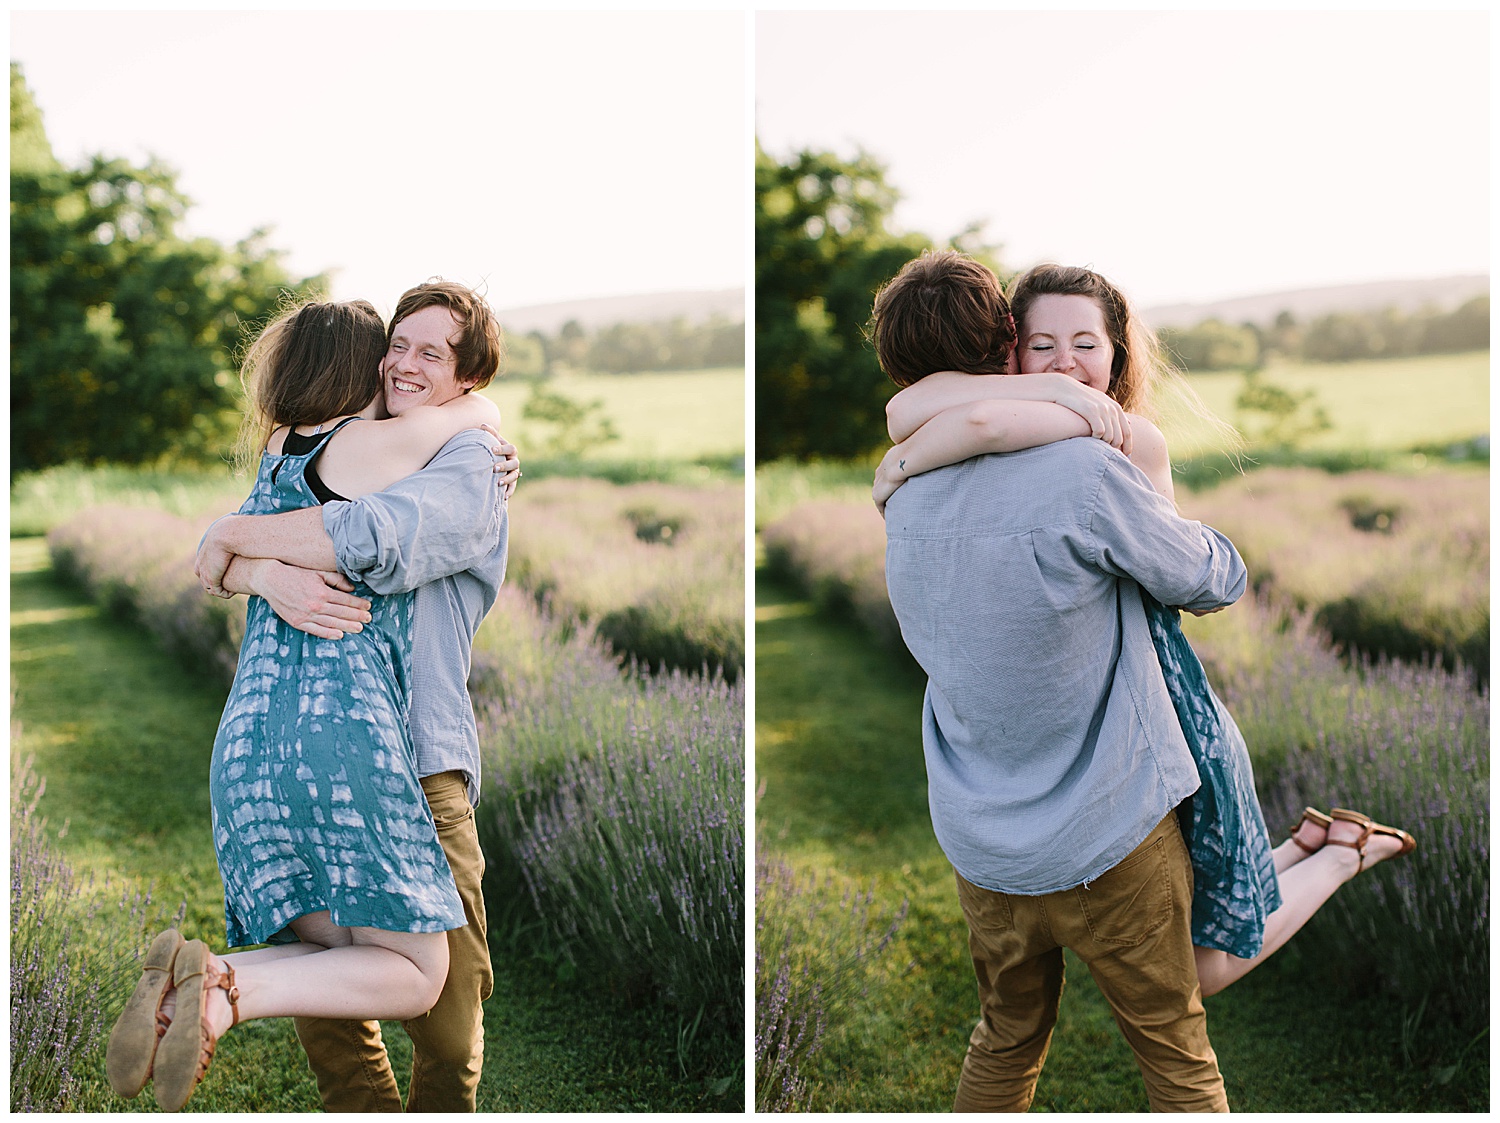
105 299 514 1111
872 263 1414 996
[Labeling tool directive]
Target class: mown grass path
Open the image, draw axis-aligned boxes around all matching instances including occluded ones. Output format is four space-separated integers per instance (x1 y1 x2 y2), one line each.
755 568 1482 1112
10 538 716 1112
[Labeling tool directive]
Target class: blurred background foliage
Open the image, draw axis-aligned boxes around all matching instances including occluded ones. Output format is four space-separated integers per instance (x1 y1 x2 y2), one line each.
755 143 1006 462
10 64 323 473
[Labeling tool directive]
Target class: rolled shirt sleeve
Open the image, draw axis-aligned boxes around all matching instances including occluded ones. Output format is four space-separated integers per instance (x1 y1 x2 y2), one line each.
322 430 503 594
1082 453 1248 613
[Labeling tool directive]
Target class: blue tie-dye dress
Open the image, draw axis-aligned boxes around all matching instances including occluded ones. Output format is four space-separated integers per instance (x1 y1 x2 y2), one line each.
1143 592 1282 958
208 420 466 948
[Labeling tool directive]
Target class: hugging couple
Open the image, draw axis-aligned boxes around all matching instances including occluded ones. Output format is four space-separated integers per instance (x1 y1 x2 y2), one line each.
106 279 517 1112
872 252 1415 1111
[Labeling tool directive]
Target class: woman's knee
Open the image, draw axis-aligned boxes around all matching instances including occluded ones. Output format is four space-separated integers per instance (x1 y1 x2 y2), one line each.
355 929 449 1013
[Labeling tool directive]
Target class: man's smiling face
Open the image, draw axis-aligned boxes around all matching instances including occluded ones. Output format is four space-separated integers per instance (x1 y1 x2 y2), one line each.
381 304 472 414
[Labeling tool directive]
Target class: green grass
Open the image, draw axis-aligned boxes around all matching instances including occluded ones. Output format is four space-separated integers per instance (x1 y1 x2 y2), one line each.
753 458 878 530
483 367 745 462
10 464 248 538
1160 350 1489 457
754 567 1485 1111
9 537 736 1112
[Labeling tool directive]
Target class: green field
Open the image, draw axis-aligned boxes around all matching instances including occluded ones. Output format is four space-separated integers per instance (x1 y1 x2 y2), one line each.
482 367 745 461
1159 350 1489 456
10 367 747 538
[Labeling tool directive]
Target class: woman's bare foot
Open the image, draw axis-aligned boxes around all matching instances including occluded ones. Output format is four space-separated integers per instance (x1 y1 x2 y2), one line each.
1290 814 1330 854
1323 813 1413 880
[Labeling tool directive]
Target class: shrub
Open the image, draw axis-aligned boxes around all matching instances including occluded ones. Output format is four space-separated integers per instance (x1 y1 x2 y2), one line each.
760 500 900 649
473 589 746 1026
507 478 745 679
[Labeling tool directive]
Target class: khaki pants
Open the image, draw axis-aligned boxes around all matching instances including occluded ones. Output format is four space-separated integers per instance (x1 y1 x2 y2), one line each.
952 813 1228 1113
294 771 494 1112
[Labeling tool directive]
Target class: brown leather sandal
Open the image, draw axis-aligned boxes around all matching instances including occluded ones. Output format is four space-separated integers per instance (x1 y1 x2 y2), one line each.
1326 807 1417 875
152 939 239 1112
1289 807 1334 854
105 928 184 1098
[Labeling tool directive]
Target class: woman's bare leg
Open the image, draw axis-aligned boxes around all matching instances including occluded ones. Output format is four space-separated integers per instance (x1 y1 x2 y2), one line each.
192 912 450 1038
1195 816 1408 997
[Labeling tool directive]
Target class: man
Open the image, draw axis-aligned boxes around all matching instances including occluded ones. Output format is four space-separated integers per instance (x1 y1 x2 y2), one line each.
872 252 1246 1112
196 279 511 1112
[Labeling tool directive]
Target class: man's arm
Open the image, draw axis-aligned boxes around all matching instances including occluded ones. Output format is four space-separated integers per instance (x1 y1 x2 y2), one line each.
322 431 505 595
218 555 372 641
196 431 517 598
1083 448 1247 614
198 508 338 596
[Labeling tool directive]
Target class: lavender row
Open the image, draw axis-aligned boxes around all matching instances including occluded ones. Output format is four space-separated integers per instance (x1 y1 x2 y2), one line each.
471 587 745 1023
1181 466 1488 681
1185 603 1489 1033
759 499 899 648
507 478 746 679
10 754 184 1111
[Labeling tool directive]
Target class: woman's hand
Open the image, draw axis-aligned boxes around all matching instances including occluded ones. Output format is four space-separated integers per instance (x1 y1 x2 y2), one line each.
479 426 522 500
872 443 910 516
1047 376 1132 455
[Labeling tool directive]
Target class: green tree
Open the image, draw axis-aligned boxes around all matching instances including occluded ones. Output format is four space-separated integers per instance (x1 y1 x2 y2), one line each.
1159 318 1259 371
522 384 620 457
10 64 322 471
502 331 548 379
756 144 946 461
1234 370 1332 449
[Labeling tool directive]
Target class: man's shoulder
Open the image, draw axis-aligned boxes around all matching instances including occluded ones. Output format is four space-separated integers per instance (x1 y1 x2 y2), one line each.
886 441 1124 534
430 429 499 461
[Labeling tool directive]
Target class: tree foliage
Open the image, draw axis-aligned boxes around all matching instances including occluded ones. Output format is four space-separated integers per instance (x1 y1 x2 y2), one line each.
1159 318 1259 372
521 384 621 457
1233 370 1332 449
1167 298 1490 372
10 64 323 471
755 144 943 461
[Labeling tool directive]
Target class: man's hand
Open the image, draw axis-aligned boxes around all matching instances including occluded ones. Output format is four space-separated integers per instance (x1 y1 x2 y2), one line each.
478 426 522 501
251 560 373 640
195 517 237 598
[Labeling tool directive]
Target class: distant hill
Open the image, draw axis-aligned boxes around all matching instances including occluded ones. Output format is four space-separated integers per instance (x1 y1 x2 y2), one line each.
1142 274 1488 330
495 288 743 335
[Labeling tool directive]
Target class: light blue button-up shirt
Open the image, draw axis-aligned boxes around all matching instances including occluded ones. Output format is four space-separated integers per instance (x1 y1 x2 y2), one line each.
884 438 1247 895
322 430 507 807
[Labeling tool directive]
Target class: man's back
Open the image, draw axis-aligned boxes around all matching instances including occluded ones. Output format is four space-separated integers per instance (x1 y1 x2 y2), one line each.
884 438 1246 894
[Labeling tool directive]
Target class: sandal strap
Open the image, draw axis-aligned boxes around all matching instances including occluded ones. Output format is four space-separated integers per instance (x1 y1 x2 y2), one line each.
212 962 241 1029
1323 825 1371 874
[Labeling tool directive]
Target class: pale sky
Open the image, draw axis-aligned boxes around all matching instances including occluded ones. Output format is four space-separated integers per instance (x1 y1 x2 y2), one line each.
756 11 1490 309
11 11 747 318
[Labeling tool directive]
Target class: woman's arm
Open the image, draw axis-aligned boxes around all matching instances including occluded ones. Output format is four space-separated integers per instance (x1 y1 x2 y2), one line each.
887 371 1128 445
874 399 1108 513
1125 414 1175 504
318 392 502 498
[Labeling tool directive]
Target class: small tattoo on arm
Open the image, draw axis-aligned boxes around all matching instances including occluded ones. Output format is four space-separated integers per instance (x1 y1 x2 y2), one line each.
898 459 906 471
